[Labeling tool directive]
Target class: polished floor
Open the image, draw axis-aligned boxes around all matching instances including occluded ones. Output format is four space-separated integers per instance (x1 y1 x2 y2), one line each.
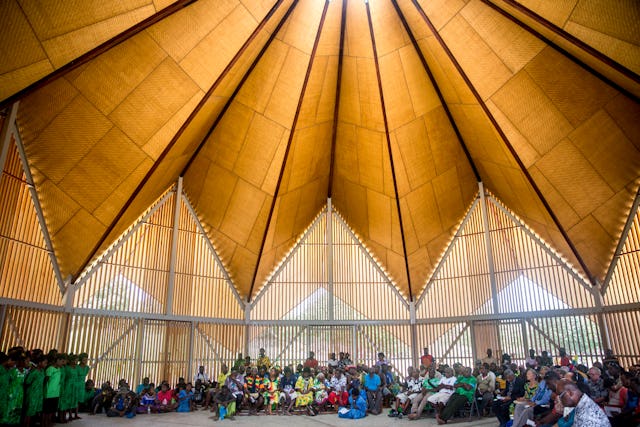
67 411 498 426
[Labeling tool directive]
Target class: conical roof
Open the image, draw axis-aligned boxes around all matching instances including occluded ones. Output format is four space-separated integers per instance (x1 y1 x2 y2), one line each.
2 0 639 301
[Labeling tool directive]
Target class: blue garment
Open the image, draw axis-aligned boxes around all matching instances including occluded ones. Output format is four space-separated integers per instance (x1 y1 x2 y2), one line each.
363 374 381 391
531 380 552 406
177 390 193 412
338 394 367 419
280 374 297 391
557 409 575 427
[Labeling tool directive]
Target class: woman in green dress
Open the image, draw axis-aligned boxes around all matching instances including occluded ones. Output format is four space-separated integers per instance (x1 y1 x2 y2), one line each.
24 356 47 426
57 353 69 422
5 353 28 425
74 353 90 418
59 354 78 422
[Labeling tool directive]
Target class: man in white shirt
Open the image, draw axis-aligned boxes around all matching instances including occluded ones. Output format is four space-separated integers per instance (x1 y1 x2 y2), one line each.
194 365 210 384
427 367 457 417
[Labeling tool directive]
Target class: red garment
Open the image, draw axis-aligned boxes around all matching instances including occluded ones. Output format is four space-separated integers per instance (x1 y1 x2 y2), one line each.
420 354 433 368
560 356 571 367
304 358 318 369
157 390 173 405
328 391 349 407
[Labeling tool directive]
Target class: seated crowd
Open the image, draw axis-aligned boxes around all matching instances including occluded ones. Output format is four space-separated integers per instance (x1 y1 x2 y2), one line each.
2 345 639 426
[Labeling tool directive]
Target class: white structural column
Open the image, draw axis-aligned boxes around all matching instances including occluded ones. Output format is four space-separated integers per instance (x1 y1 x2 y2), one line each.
327 198 334 321
410 301 418 367
12 115 66 295
479 182 499 315
166 177 182 315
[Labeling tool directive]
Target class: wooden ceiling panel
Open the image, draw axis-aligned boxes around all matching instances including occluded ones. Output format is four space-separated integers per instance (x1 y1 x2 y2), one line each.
515 0 576 28
260 130 290 194
398 45 441 117
233 114 286 188
460 0 545 73
367 189 393 249
36 178 80 236
369 0 409 57
485 99 540 169
179 4 259 91
16 78 78 142
491 72 574 157
93 157 155 226
70 32 167 115
569 110 640 193
524 47 618 127
356 127 385 192
405 182 443 247
344 0 373 58
413 0 466 31
142 91 203 160
147 0 238 63
536 139 615 219
378 50 415 130
282 123 332 193
28 96 112 184
196 164 238 230
0 1 52 100
280 0 324 55
440 14 514 100
605 95 640 152
53 208 106 275
263 47 310 127
528 165 581 230
58 128 147 213
393 119 436 192
569 214 614 280
42 6 155 69
108 58 201 147
219 179 268 247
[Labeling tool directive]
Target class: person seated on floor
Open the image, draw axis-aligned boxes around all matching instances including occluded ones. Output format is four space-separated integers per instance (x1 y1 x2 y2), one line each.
476 363 496 417
137 386 156 414
494 369 525 427
106 383 137 418
427 367 457 418
363 365 383 415
212 385 236 421
78 379 97 413
338 387 367 419
313 373 329 411
389 367 421 418
436 366 476 425
413 365 442 420
135 377 151 395
176 383 194 412
155 382 177 413
193 378 205 408
90 381 114 415
243 367 264 414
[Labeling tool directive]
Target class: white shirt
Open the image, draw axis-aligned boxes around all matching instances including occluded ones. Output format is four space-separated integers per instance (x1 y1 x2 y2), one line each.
439 376 457 394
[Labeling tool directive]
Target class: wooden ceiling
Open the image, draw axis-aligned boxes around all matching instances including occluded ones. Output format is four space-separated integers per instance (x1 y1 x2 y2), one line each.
2 0 639 301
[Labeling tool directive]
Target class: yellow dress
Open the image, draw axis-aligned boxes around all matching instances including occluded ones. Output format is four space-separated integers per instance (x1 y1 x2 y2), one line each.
295 376 313 406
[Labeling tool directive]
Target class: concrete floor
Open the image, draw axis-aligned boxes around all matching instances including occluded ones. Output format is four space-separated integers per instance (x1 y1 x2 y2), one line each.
68 412 499 427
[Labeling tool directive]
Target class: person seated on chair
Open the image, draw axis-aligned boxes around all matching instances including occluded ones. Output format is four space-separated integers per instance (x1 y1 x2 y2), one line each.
512 369 554 427
363 366 382 415
427 367 457 417
328 368 349 408
494 369 525 427
389 367 421 418
436 366 477 424
476 363 496 416
295 367 316 414
243 367 264 414
278 366 298 415
408 365 441 420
